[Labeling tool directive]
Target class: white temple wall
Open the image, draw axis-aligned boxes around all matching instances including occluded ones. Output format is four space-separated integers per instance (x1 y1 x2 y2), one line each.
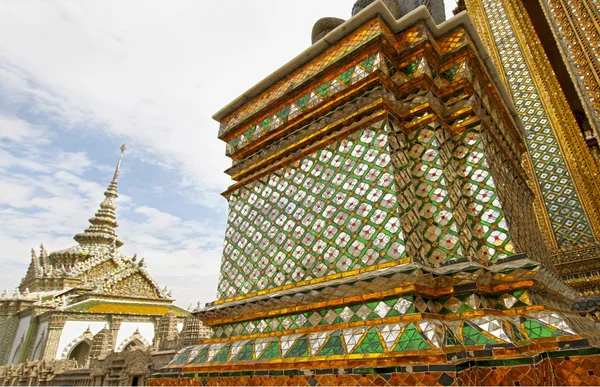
177 322 183 331
57 321 105 360
115 322 154 352
8 316 31 364
30 321 48 361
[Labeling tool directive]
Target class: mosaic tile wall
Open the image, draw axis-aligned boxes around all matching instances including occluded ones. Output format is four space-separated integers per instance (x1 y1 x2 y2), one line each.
214 13 567 299
219 122 407 299
218 114 520 299
475 0 596 248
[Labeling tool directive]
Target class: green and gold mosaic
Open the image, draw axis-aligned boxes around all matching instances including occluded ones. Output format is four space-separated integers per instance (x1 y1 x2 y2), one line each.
211 290 536 339
219 115 517 299
226 53 383 157
169 311 576 367
480 0 595 247
219 122 407 299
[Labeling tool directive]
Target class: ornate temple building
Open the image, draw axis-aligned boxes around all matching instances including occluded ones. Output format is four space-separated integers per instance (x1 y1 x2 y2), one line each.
0 146 211 385
150 0 600 385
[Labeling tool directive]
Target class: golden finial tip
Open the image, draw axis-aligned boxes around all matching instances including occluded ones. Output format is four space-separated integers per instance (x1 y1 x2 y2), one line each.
121 143 127 153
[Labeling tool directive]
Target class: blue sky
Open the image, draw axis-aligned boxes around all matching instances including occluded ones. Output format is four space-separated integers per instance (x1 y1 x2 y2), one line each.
0 0 458 308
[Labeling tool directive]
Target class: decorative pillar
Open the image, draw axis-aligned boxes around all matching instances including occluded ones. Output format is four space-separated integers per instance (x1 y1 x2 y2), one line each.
404 121 465 266
151 317 161 350
108 316 123 350
40 315 66 361
464 0 600 295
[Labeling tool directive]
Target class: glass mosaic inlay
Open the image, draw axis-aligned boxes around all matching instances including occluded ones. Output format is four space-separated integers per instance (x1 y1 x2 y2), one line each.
211 290 537 340
169 311 576 367
480 0 595 248
226 53 382 157
219 121 406 299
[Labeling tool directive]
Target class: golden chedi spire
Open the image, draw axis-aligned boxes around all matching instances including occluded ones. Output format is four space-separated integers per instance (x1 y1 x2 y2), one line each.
74 144 126 248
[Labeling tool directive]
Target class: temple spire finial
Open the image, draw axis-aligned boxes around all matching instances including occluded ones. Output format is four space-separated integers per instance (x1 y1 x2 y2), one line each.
73 144 126 249
113 143 126 183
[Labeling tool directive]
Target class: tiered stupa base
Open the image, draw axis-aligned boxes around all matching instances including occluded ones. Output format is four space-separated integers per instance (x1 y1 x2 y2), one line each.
150 255 600 386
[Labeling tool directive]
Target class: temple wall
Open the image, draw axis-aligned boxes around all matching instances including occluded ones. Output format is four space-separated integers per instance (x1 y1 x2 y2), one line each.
30 320 47 360
0 313 18 365
7 316 30 364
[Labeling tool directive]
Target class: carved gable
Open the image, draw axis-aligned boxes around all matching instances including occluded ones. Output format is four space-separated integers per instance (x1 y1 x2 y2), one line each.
82 260 119 282
108 273 160 299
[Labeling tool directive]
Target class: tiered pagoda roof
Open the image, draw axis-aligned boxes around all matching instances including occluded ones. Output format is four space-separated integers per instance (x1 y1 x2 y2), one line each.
13 145 179 315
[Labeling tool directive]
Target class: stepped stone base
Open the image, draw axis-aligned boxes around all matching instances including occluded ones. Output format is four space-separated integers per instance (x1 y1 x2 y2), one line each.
152 351 600 386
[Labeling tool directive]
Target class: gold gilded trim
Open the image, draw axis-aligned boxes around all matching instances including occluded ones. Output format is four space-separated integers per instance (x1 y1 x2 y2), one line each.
465 0 557 249
539 0 600 138
501 0 600 240
208 257 412 307
201 304 554 346
465 0 600 244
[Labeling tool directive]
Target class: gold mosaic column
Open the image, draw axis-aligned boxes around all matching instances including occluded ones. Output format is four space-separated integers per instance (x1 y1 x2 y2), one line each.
537 0 600 138
452 126 515 262
388 123 424 263
465 0 600 250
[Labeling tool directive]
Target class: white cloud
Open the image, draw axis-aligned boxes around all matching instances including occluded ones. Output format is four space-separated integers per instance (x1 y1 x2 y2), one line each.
0 115 48 144
0 1 360 197
0 181 35 208
0 148 50 173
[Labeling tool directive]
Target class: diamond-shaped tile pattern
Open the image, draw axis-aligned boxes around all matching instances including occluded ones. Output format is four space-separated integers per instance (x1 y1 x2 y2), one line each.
453 128 514 261
480 0 595 248
403 124 464 264
219 121 406 299
213 296 416 339
387 120 515 266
